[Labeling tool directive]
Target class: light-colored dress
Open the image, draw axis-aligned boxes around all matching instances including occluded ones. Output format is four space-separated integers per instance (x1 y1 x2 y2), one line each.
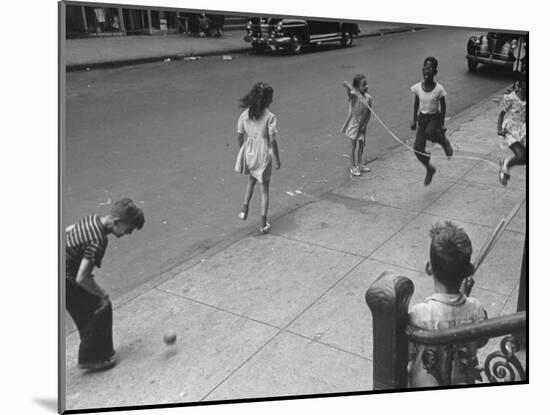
500 91 526 147
407 293 488 386
235 108 277 183
341 93 372 141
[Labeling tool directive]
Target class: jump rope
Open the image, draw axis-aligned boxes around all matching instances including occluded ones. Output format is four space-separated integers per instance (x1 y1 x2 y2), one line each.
343 82 524 295
343 81 500 170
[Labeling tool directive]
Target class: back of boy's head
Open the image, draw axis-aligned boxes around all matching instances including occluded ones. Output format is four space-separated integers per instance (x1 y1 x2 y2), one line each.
429 221 472 287
424 56 438 69
352 74 366 89
110 198 145 230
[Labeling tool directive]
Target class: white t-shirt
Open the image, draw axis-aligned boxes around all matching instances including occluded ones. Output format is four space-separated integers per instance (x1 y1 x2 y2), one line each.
411 82 446 114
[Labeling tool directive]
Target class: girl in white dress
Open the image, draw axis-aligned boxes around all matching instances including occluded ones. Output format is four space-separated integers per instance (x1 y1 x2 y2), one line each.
341 74 373 177
234 82 281 234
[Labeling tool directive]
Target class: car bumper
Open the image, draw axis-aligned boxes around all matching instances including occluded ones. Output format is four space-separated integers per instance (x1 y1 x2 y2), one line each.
466 54 515 68
244 35 292 50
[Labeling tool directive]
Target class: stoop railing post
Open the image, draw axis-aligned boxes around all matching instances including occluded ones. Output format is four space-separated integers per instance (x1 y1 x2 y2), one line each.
366 271 414 390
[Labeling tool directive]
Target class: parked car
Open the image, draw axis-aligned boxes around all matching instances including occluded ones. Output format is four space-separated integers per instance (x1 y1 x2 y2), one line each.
244 17 360 54
466 32 527 72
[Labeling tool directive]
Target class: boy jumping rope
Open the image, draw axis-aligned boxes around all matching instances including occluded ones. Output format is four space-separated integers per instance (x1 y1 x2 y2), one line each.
65 197 145 371
410 56 453 186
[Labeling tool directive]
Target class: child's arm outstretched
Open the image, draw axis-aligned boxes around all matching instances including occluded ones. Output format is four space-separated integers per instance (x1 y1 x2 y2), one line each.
342 81 356 100
411 95 419 130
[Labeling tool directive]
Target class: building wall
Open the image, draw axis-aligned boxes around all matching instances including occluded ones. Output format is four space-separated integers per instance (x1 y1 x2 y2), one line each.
65 4 247 38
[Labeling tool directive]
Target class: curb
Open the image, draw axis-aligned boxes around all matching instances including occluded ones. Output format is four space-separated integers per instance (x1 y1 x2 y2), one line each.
65 26 425 72
65 46 252 72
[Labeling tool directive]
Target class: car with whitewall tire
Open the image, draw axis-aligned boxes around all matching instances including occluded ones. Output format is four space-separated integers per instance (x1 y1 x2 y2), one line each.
244 17 360 54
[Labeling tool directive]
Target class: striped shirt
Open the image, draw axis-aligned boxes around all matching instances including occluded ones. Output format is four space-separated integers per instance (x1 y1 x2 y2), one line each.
65 215 108 279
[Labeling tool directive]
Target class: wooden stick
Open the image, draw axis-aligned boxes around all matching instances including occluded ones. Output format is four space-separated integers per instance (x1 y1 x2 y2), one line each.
463 198 525 296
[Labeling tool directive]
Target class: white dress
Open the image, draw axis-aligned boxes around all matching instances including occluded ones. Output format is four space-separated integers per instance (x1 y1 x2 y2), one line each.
235 108 277 183
500 91 526 147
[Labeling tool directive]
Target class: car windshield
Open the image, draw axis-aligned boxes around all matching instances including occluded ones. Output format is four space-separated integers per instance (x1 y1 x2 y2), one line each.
250 17 282 24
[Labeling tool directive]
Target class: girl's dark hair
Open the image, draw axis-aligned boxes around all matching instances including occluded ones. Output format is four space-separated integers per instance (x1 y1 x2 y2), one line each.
352 74 367 89
424 56 438 69
239 81 274 120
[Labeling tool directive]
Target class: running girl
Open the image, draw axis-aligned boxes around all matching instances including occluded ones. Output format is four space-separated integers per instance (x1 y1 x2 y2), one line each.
234 81 281 234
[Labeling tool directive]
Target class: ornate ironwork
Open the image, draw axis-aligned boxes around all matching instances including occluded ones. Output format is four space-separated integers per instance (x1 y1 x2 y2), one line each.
421 348 443 385
484 335 525 383
415 335 524 386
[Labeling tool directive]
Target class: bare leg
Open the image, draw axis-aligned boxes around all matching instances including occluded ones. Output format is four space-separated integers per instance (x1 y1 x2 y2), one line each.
506 142 526 170
239 176 256 219
350 139 357 168
259 181 271 232
358 139 370 170
244 176 256 205
260 181 269 219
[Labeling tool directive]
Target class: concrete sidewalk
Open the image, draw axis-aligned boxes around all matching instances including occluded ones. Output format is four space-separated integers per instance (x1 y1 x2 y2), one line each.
64 22 423 71
64 88 526 410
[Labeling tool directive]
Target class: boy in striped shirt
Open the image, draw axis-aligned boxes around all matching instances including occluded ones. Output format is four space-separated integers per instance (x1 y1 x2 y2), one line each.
65 198 145 371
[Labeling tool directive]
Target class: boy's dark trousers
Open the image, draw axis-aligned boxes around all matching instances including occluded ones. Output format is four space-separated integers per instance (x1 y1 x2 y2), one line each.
66 278 115 364
414 112 447 169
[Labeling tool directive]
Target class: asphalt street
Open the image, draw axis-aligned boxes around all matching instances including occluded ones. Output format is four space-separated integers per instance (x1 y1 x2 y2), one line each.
64 27 515 300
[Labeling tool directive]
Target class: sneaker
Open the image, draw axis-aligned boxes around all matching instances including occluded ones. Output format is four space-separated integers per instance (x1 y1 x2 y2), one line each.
424 165 436 186
359 165 371 172
350 167 361 177
238 211 247 220
259 222 271 234
498 158 510 186
78 355 116 372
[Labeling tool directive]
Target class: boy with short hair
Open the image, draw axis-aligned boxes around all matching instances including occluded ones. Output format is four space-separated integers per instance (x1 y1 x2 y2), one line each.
408 221 487 386
410 56 454 186
65 197 144 371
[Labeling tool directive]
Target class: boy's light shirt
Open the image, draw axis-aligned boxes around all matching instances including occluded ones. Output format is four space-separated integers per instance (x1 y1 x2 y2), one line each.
409 292 487 331
411 81 446 114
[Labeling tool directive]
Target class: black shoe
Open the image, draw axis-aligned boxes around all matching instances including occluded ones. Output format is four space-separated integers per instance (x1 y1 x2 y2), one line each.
78 355 116 372
424 166 436 186
443 139 453 159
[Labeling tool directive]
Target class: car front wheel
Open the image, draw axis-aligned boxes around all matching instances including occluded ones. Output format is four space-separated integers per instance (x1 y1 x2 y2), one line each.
341 32 353 47
467 59 478 72
289 35 303 55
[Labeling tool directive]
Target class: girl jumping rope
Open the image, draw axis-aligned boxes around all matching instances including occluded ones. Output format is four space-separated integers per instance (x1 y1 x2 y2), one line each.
234 81 281 234
341 74 373 177
497 71 526 186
